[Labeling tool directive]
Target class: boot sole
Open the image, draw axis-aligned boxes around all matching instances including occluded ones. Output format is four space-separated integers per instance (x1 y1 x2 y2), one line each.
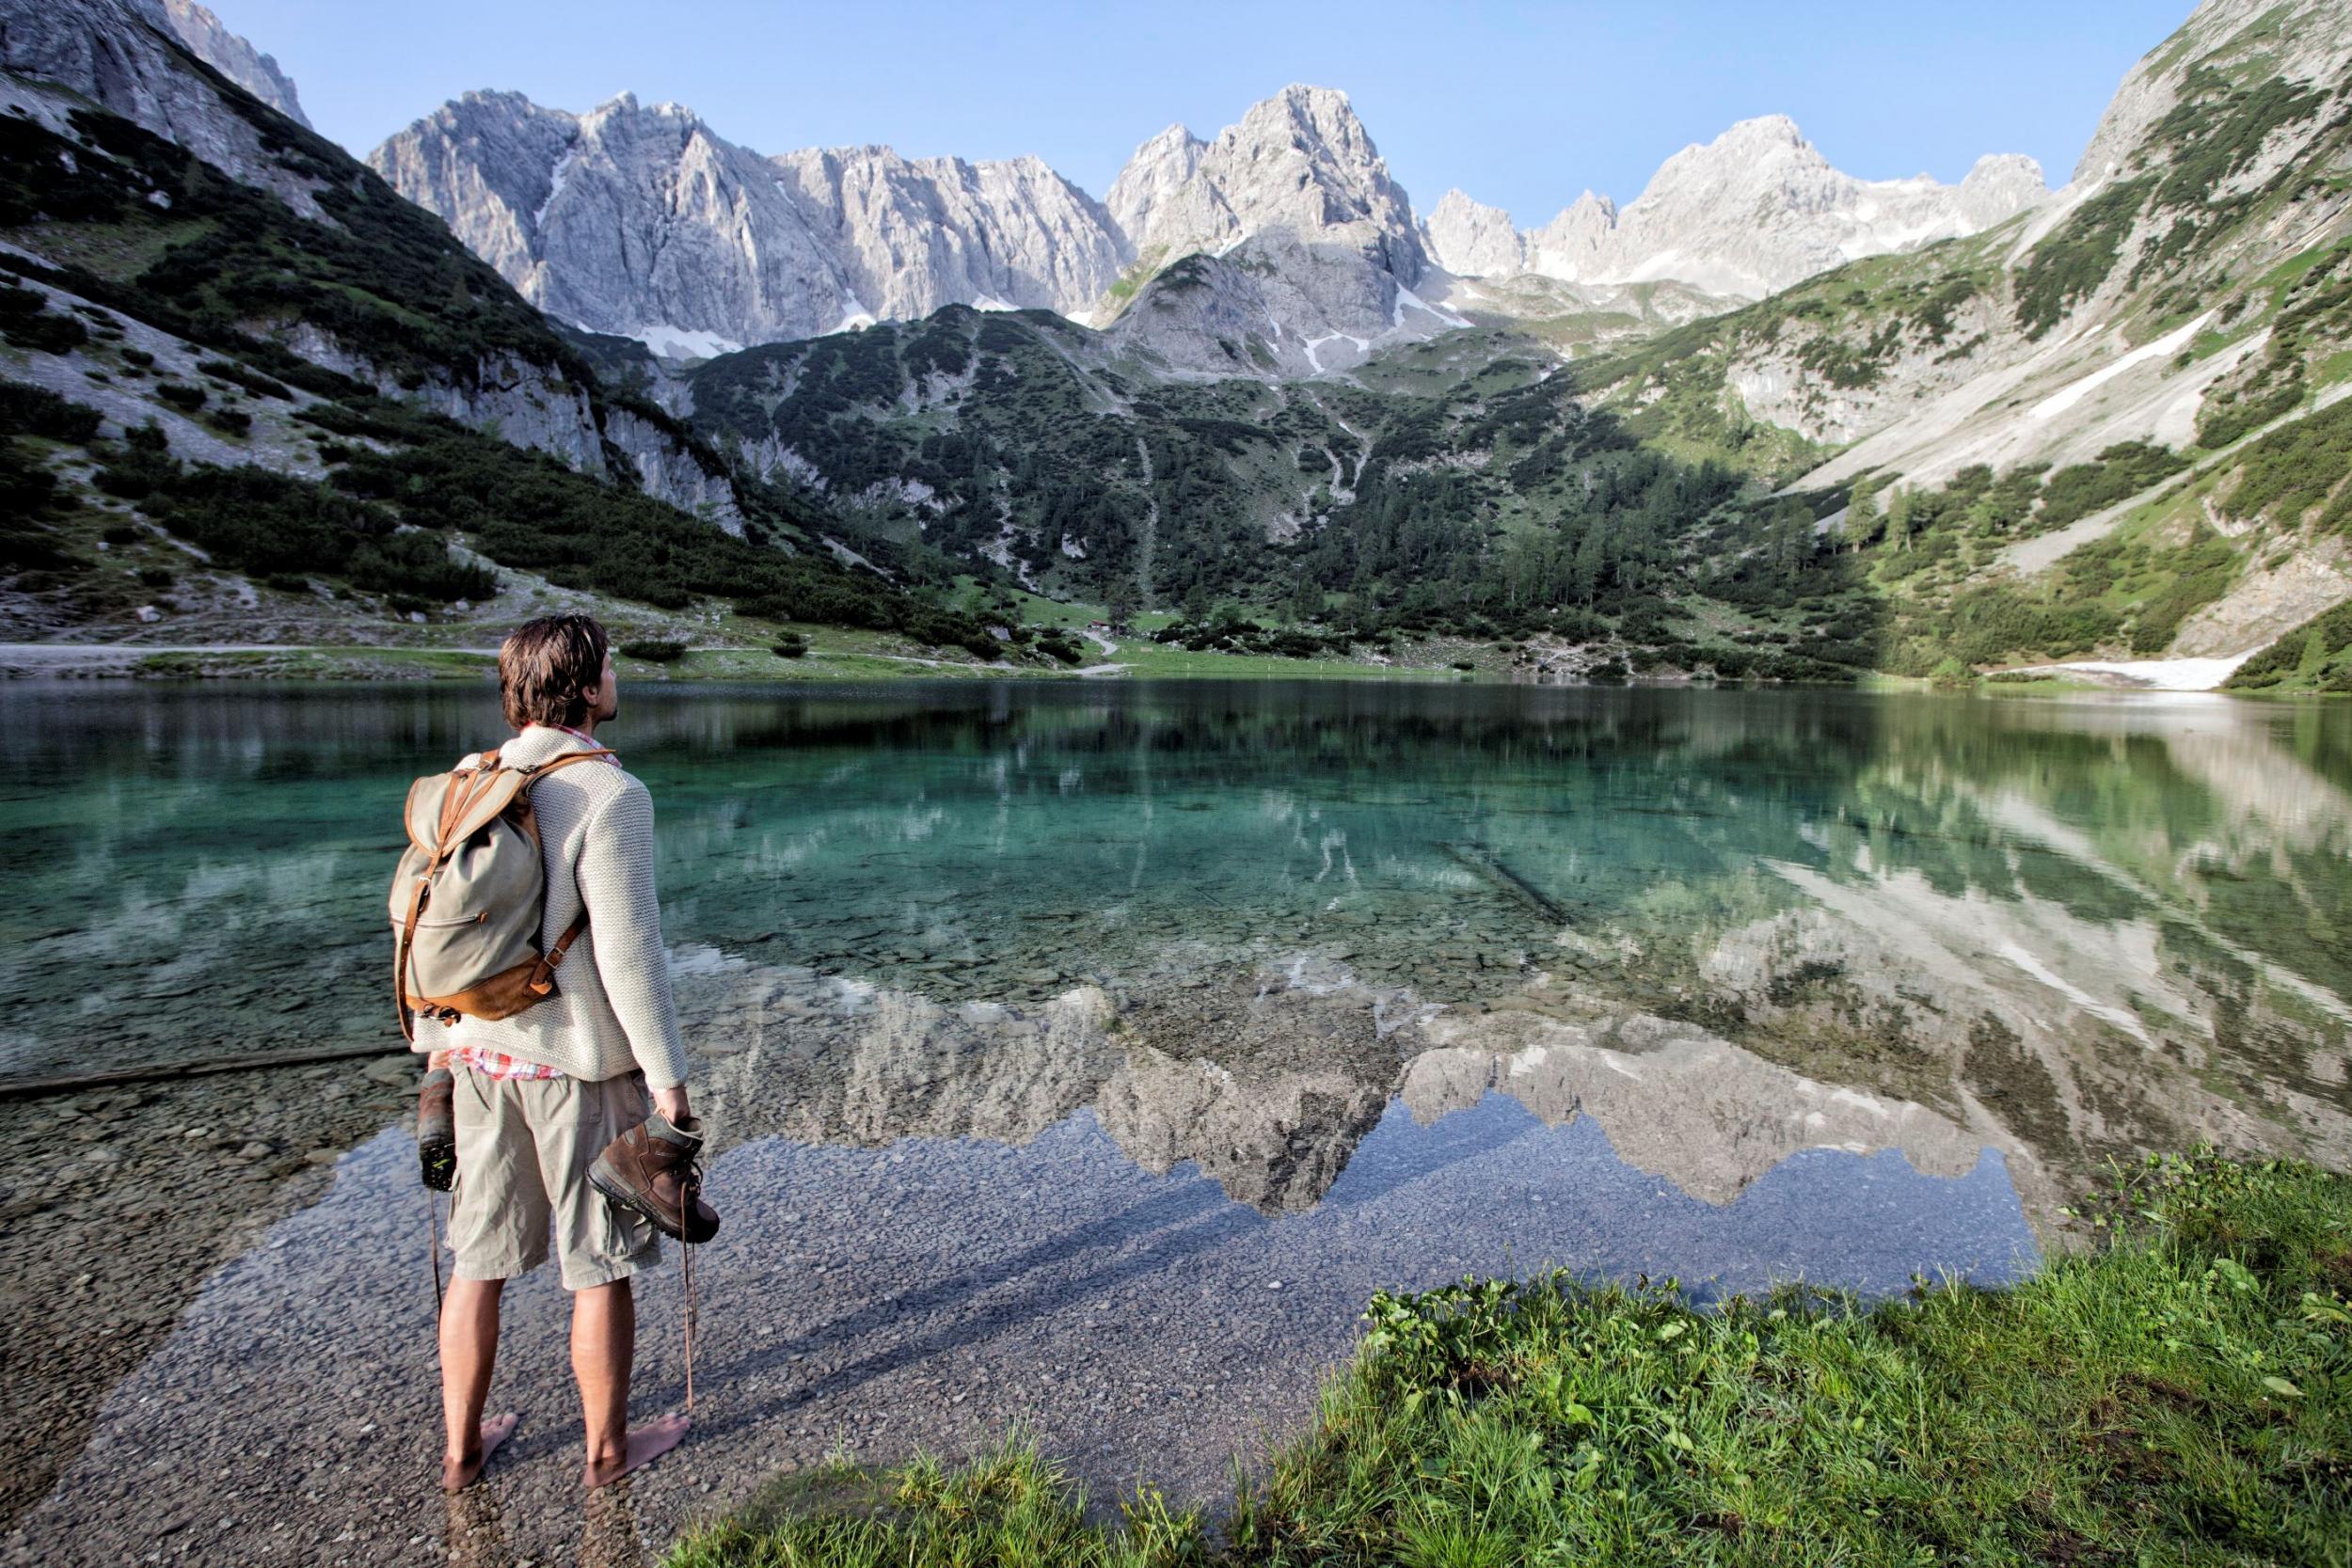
589 1158 718 1243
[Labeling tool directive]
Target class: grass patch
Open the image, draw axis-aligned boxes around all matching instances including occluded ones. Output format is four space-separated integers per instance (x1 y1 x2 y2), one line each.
670 1150 2351 1567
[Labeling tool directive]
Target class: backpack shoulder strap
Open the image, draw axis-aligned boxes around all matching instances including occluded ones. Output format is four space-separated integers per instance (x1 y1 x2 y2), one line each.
440 763 536 852
519 749 616 783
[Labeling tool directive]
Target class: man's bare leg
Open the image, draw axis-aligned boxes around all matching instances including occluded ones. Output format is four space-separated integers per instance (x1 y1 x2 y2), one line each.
440 1275 521 1492
575 1276 688 1489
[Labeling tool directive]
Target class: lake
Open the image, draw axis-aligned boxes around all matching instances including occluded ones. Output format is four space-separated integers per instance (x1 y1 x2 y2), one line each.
4 678 2347 1564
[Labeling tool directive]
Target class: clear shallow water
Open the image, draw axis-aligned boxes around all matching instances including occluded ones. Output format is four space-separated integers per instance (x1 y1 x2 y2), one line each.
6 678 2351 1235
8 678 2351 1560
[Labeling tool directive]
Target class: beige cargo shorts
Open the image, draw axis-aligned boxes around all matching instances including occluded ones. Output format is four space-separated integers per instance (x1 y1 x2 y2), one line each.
448 1067 660 1291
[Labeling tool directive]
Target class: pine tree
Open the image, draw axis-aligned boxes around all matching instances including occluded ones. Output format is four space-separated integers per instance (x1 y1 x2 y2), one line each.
1845 480 1880 552
1289 570 1324 625
1886 486 1915 553
1569 520 1607 604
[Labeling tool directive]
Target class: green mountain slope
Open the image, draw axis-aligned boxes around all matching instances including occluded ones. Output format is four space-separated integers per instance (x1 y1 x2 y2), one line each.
682 306 1884 679
673 0 2352 686
0 0 1019 662
1569 0 2352 682
11 0 2349 690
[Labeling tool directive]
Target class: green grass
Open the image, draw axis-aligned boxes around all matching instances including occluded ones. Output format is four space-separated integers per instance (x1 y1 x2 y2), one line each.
668 1149 2351 1568
1104 643 1458 681
122 647 497 680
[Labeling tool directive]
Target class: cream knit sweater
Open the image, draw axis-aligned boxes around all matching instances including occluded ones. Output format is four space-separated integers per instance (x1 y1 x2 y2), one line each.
419 723 691 1089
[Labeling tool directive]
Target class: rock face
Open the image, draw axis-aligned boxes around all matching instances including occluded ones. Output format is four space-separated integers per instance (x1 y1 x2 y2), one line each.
1419 189 1524 281
1107 86 1424 287
773 145 1127 327
1099 86 1438 374
377 81 1434 369
160 0 308 127
1776 0 2352 500
1429 116 2048 298
0 0 326 217
3 0 745 525
371 90 1127 355
2068 0 2344 183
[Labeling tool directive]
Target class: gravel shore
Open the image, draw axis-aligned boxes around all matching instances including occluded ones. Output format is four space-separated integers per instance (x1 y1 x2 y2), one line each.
3 1074 2031 1566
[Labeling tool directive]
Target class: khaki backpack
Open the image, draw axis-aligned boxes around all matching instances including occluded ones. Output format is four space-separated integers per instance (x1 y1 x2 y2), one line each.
389 746 614 1043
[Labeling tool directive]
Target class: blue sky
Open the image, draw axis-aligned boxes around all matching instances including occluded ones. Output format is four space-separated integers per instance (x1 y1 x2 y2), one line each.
227 0 2188 220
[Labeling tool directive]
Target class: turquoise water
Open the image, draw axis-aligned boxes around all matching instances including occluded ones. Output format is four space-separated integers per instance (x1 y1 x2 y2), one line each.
5 679 2348 1232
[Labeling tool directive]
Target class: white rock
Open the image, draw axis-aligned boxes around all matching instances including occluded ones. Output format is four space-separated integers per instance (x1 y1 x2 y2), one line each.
161 0 310 128
1452 117 2046 300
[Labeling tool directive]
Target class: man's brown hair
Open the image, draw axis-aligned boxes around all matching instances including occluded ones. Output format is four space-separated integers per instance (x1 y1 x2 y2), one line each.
499 614 608 731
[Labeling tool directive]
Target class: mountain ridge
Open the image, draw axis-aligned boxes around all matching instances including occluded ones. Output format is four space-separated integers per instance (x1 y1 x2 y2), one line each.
373 79 2047 369
10 0 2352 700
1423 116 2049 300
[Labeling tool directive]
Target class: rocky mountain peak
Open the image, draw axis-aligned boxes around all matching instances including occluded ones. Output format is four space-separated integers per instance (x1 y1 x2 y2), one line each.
1236 83 1373 152
374 87 1130 353
160 0 309 128
1634 114 1837 204
1108 83 1423 285
1105 122 1207 252
1956 152 2051 222
1519 115 2048 297
1703 112 1807 153
1421 187 1526 277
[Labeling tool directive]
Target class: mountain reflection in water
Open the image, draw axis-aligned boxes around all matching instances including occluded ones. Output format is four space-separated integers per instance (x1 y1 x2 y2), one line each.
3 680 2347 1242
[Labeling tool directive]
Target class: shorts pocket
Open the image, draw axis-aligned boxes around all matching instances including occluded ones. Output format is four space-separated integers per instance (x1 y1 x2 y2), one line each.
599 1190 655 1261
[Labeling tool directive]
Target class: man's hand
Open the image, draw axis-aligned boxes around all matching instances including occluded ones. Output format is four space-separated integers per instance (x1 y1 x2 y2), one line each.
655 1082 693 1129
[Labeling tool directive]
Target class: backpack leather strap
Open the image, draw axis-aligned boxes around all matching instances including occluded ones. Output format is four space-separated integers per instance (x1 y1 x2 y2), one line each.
515 749 613 996
527 908 593 995
393 871 431 1044
519 749 615 779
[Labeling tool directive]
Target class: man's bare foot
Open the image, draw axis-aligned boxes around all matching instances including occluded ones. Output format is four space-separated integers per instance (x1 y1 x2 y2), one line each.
583 1411 689 1490
441 1410 520 1493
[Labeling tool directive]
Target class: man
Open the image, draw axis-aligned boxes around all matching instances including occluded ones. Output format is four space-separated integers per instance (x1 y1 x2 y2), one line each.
427 613 694 1493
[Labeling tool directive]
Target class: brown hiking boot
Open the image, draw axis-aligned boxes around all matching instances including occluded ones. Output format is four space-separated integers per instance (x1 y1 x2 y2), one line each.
418 1066 457 1192
590 1113 719 1243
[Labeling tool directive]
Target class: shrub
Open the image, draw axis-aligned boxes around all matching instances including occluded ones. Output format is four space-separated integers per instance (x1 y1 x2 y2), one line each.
618 639 688 663
0 443 61 540
197 358 292 401
4 310 88 353
2037 441 2188 530
154 383 205 413
0 379 103 443
2230 598 2352 689
2013 179 2150 338
771 634 808 659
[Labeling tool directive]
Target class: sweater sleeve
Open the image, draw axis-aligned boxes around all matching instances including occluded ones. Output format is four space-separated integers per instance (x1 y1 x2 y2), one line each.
575 780 691 1091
